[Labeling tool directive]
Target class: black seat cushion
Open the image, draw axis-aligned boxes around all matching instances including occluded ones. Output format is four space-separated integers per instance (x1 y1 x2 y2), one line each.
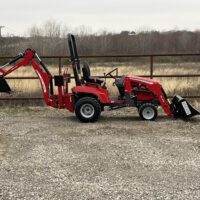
88 78 104 84
82 63 104 84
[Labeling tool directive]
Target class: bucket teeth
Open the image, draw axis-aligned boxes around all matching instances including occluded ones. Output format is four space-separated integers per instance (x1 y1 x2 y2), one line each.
171 95 200 118
0 76 12 94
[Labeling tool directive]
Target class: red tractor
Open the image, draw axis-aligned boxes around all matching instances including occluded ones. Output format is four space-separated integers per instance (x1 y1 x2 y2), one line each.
0 34 199 122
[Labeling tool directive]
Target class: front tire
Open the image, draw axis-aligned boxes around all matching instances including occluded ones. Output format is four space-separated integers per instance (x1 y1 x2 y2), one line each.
75 97 101 122
139 103 158 120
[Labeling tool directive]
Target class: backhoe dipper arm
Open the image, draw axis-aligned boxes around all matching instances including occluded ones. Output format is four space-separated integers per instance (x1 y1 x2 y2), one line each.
0 49 55 107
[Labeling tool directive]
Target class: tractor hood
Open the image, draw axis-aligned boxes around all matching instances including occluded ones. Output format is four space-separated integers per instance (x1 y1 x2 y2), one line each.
171 95 200 119
128 76 159 85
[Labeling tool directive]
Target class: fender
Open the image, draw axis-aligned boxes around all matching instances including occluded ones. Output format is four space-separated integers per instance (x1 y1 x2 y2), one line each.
72 85 110 103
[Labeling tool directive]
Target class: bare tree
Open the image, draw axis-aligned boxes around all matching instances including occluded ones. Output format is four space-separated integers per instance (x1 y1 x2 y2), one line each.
1 19 200 63
43 20 61 38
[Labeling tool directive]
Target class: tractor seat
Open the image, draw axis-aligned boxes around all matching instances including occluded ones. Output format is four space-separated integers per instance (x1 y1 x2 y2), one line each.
82 63 104 85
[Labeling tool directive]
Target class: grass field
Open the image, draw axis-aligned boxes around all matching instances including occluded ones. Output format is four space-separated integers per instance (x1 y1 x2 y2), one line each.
1 62 200 107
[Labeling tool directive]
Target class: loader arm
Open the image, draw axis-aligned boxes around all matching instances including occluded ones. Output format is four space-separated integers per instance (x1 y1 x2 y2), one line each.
0 49 55 107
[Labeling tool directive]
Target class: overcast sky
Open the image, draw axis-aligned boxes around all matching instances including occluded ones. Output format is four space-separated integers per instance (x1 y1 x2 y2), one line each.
1 0 200 36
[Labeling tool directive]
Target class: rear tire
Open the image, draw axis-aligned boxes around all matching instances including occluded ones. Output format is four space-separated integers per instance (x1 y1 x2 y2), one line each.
139 103 158 120
75 97 101 122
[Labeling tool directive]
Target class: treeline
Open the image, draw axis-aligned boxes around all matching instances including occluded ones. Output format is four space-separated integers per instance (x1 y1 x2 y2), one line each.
1 20 200 62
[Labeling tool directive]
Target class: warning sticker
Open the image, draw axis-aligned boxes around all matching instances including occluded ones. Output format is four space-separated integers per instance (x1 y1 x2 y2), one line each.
181 101 191 115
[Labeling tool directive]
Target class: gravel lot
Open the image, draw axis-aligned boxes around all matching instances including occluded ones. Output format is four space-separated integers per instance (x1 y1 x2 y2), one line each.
0 107 200 200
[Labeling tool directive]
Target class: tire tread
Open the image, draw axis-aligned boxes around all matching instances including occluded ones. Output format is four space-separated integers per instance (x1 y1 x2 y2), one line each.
75 97 101 122
139 103 158 120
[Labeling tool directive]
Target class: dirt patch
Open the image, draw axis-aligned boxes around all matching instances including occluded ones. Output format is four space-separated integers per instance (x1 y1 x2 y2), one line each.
0 107 200 200
0 135 9 160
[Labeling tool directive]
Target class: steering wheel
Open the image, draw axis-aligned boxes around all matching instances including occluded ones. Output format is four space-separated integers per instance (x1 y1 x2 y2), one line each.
104 68 119 85
104 68 118 80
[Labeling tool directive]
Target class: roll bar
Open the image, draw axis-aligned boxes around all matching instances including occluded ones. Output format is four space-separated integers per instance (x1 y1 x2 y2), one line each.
67 34 82 86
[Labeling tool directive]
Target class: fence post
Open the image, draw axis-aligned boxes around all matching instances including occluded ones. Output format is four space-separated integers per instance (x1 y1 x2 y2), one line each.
150 56 154 79
59 57 62 75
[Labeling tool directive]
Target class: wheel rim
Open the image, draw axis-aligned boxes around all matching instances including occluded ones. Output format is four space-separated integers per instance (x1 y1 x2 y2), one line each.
80 103 95 119
142 107 155 120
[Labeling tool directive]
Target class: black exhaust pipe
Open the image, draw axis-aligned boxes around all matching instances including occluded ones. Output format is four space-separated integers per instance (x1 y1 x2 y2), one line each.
0 76 11 93
171 95 200 118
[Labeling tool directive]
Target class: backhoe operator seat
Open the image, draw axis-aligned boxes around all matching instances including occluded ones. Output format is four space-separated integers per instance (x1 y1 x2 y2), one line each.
82 63 104 85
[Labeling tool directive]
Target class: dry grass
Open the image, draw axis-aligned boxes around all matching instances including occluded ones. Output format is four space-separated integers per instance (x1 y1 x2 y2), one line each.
1 62 199 106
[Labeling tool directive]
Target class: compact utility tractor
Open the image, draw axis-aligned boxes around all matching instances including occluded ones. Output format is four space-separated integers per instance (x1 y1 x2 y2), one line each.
0 34 199 122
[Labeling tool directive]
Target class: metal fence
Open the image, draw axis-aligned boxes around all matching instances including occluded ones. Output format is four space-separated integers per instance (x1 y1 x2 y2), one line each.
0 53 200 101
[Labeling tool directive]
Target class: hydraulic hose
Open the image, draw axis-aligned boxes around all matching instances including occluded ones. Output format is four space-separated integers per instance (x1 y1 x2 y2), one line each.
9 53 24 65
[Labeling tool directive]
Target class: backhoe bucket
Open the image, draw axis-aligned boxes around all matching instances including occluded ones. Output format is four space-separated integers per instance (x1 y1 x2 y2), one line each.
0 76 11 93
171 95 200 119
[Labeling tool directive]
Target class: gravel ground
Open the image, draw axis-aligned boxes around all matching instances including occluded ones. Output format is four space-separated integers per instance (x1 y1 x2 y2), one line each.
0 107 200 200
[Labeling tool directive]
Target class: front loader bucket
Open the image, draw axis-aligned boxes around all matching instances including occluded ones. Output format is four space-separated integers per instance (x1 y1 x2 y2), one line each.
171 95 200 119
0 76 11 93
